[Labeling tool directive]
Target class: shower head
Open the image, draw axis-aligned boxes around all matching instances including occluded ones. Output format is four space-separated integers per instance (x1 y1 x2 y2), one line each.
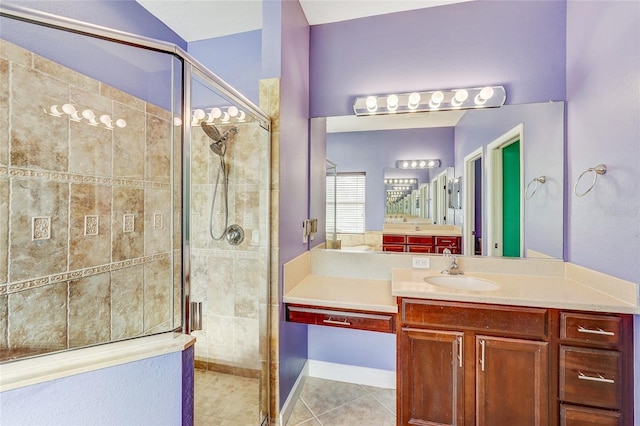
201 123 239 156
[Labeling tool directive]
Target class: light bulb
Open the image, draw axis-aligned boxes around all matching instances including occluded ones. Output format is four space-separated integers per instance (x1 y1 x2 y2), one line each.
427 160 436 167
365 96 378 113
49 105 63 117
193 109 206 120
401 161 409 169
62 104 77 115
237 110 246 122
475 86 495 105
173 117 183 126
419 161 426 168
115 119 127 128
210 107 222 119
81 109 95 120
221 112 230 123
429 91 444 109
228 106 239 117
410 161 417 168
451 89 469 107
407 92 421 110
386 94 399 112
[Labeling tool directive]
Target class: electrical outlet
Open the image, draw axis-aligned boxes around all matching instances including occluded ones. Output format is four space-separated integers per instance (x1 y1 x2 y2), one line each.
412 257 430 269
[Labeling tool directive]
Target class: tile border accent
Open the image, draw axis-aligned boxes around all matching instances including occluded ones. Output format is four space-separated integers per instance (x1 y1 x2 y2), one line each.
154 213 163 230
2 166 170 190
0 251 172 295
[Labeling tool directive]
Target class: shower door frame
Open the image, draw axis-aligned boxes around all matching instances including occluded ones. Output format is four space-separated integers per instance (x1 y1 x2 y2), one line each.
0 2 272 422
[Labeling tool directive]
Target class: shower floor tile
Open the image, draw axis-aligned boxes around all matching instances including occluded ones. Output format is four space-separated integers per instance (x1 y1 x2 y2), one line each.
194 369 259 426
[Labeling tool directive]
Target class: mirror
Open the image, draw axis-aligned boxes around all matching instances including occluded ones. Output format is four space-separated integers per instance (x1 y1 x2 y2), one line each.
321 101 565 259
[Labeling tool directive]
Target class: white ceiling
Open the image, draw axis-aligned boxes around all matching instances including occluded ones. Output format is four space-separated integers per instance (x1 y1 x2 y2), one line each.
136 0 470 42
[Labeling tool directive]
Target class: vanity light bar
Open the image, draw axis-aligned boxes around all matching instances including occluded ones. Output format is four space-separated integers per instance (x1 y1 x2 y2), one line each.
396 159 441 169
353 86 506 116
384 178 418 184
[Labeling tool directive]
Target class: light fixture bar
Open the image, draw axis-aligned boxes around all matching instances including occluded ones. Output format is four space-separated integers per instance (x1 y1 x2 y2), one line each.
395 159 441 169
353 86 506 116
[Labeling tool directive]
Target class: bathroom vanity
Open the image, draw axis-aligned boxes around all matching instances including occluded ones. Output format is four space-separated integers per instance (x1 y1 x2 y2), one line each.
283 251 637 426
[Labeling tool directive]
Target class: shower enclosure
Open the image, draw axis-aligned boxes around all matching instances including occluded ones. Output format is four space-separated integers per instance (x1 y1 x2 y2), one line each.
1 5 270 425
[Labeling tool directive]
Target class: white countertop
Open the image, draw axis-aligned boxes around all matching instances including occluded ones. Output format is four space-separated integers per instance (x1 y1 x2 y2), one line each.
284 275 397 314
392 268 640 314
384 229 462 237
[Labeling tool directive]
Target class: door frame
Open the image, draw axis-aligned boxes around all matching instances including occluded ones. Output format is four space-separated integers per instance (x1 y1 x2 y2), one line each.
486 124 524 257
463 147 483 256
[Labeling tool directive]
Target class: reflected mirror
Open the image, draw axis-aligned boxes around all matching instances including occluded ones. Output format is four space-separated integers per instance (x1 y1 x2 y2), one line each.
319 101 565 259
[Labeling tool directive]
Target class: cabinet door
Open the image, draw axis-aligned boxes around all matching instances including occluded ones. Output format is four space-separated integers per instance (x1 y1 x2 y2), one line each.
399 328 464 426
476 336 549 426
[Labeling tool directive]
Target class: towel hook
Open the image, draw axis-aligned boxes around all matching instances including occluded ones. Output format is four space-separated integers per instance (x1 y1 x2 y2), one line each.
525 176 547 200
574 164 606 197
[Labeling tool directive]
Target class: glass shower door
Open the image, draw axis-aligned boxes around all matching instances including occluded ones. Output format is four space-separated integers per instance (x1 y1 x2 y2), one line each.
186 68 270 425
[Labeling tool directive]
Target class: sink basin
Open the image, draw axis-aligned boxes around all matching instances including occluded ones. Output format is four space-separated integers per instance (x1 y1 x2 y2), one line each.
424 275 499 291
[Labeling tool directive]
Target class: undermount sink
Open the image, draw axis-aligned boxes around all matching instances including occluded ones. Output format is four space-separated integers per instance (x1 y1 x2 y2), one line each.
424 275 500 291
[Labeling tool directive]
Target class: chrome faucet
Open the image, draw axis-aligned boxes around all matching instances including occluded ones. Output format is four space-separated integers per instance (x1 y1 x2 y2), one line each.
441 248 462 275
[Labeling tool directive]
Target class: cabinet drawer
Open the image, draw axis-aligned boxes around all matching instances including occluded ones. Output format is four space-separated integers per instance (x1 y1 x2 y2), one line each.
560 404 621 426
383 244 405 252
407 245 432 253
435 245 460 254
401 299 548 339
382 234 405 244
286 305 395 333
407 235 433 245
559 346 622 409
435 236 459 246
561 312 621 346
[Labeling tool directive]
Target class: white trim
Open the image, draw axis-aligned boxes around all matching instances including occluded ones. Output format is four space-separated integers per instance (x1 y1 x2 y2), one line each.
308 360 396 389
463 147 483 256
486 124 524 257
279 361 309 426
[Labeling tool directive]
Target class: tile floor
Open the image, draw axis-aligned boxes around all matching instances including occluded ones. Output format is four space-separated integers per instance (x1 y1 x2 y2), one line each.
286 378 396 426
194 368 260 426
194 370 396 426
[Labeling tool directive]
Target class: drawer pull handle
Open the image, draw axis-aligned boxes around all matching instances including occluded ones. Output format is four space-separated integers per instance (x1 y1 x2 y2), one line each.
578 371 615 384
323 317 351 326
577 326 615 336
479 339 486 372
457 336 463 368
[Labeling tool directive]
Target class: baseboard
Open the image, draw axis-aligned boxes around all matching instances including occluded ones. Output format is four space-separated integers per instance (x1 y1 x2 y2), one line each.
279 361 309 426
308 360 396 389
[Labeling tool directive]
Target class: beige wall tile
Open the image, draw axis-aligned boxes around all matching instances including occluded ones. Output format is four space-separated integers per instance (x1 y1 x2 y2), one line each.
146 114 171 182
69 183 112 270
113 102 145 179
8 282 68 350
9 178 69 281
235 257 259 320
100 83 145 111
146 102 172 121
68 273 111 347
144 257 172 331
111 265 143 339
0 295 7 348
112 187 144 261
34 54 99 93
0 176 7 284
144 187 172 255
68 88 113 176
0 58 8 166
0 39 32 67
10 63 69 171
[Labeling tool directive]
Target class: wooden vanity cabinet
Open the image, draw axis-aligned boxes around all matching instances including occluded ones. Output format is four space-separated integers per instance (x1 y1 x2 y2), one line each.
397 301 635 426
397 299 550 426
558 311 634 426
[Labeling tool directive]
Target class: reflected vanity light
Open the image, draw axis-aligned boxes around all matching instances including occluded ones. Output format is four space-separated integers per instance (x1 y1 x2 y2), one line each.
396 159 441 169
45 103 126 129
353 85 506 116
191 106 248 126
384 178 418 184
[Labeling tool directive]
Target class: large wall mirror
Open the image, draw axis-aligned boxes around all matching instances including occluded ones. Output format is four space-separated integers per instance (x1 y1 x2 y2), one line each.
315 101 565 259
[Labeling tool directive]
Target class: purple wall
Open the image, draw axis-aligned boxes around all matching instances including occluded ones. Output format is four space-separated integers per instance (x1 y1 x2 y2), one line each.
455 102 565 259
0 352 185 425
188 30 262 105
309 0 566 118
566 2 640 416
327 127 455 230
268 0 311 407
